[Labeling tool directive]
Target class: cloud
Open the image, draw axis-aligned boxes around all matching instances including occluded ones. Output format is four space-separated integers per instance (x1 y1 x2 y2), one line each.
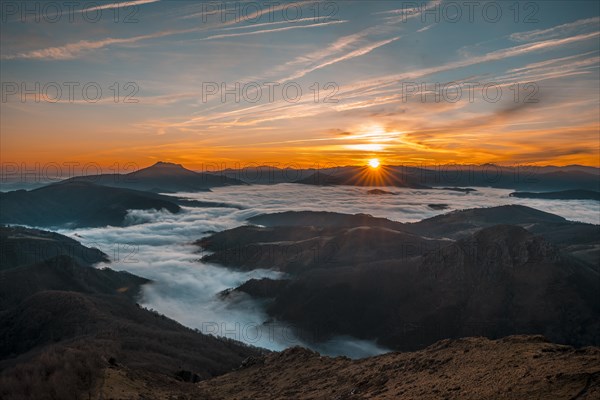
281 36 401 81
2 28 199 60
197 20 347 41
82 0 160 12
335 31 600 102
217 16 338 32
377 0 443 24
510 17 600 42
417 24 435 33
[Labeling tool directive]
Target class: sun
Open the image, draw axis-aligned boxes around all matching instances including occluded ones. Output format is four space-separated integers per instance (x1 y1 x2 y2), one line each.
368 158 380 169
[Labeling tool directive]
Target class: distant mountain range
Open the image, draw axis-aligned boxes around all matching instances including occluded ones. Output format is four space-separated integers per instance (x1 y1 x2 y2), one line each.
218 164 599 191
61 161 245 193
201 205 600 350
3 162 596 192
509 189 600 201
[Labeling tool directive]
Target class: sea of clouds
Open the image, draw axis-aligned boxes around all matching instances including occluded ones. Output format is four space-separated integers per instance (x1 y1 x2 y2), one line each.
57 184 599 358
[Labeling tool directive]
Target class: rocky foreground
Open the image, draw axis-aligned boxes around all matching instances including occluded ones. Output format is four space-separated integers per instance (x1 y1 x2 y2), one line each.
193 336 599 400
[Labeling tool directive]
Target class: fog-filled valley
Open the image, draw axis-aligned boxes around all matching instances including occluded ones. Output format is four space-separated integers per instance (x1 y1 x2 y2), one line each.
40 183 598 357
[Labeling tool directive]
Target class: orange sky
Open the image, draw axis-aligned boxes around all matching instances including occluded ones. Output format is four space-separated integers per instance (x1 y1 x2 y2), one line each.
1 1 599 170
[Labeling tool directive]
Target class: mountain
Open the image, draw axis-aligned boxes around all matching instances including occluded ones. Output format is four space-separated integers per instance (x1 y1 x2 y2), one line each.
247 210 404 229
404 204 568 239
294 166 431 188
247 206 600 267
509 189 600 201
63 161 245 192
201 206 600 350
0 236 264 399
0 225 108 270
0 181 182 228
199 224 450 273
397 165 600 191
196 337 600 400
0 255 149 309
214 164 600 190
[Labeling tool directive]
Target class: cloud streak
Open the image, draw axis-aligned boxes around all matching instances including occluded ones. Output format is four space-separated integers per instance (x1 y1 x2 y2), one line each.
82 0 160 12
510 17 600 42
197 20 347 41
2 28 199 60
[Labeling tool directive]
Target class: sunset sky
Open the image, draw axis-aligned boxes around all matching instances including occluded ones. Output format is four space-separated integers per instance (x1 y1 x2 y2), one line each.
1 0 599 170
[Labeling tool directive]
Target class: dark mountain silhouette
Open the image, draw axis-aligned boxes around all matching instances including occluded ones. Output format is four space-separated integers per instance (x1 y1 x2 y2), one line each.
0 226 108 270
203 206 600 350
295 166 431 188
62 161 245 192
0 181 181 228
440 187 477 193
245 205 600 267
392 165 600 191
221 225 599 350
0 255 149 309
509 189 600 201
214 164 600 190
199 224 450 273
366 189 397 195
0 236 264 399
404 204 568 239
247 210 404 229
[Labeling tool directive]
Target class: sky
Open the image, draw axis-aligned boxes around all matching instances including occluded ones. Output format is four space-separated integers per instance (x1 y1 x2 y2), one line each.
1 0 599 170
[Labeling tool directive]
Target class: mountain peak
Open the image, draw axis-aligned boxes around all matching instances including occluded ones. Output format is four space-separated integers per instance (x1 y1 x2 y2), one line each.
130 161 198 178
151 161 185 168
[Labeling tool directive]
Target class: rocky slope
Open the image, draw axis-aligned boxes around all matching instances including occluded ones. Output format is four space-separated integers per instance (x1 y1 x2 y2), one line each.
196 336 600 400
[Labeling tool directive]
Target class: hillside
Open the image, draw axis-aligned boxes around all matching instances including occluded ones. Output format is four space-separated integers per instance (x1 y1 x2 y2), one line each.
0 255 149 309
196 336 600 400
0 230 265 400
0 225 108 270
200 206 600 350
0 181 181 228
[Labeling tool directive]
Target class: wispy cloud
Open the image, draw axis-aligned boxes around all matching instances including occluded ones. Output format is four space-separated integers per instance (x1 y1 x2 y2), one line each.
2 28 198 60
281 36 401 81
160 29 600 133
376 0 443 24
181 0 311 23
339 30 600 97
197 20 347 41
217 17 337 32
82 0 160 12
510 17 600 42
417 24 435 33
507 51 599 73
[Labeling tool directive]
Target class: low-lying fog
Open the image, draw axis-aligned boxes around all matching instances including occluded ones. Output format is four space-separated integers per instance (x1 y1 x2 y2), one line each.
58 184 599 358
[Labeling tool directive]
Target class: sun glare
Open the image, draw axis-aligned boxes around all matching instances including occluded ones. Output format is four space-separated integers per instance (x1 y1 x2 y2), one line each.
368 158 380 169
